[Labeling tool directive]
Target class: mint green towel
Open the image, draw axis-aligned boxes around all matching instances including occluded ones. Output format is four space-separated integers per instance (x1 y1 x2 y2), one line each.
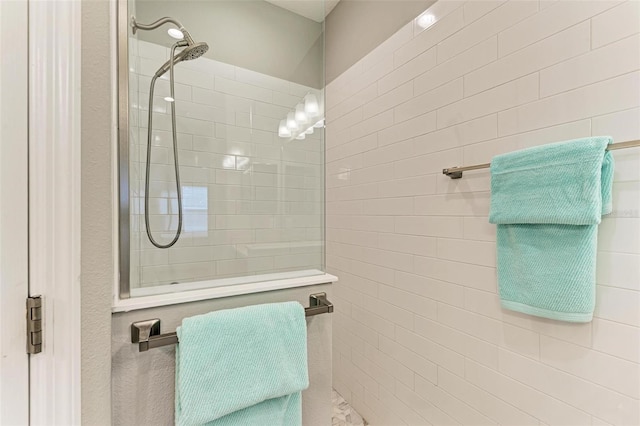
175 302 309 426
489 136 614 322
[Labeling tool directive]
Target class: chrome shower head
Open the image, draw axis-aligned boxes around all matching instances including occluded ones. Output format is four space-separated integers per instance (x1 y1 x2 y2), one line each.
153 42 210 78
180 41 209 61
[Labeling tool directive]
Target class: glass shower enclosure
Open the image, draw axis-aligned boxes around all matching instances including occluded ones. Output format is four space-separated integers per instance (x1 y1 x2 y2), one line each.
118 0 326 299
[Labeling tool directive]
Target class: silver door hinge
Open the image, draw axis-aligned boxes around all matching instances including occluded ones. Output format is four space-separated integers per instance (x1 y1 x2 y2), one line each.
26 296 42 354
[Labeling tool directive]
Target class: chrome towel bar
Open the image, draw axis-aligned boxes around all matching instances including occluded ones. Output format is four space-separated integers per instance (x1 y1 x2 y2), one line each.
131 293 333 352
443 138 640 179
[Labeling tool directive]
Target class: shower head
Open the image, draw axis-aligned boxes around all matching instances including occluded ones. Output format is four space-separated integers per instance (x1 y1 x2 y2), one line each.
153 41 210 78
130 16 209 77
180 41 209 61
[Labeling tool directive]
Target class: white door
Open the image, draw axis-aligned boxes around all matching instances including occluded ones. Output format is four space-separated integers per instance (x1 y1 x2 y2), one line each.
0 0 30 424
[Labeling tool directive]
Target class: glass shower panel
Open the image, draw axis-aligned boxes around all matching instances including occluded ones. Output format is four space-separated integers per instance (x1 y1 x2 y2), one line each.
125 0 325 295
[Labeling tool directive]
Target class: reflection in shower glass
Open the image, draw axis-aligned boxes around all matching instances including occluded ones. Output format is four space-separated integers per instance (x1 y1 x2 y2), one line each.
126 0 325 294
182 186 208 232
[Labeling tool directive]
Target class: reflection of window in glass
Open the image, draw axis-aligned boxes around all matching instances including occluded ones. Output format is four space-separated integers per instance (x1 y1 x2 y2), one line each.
182 186 208 232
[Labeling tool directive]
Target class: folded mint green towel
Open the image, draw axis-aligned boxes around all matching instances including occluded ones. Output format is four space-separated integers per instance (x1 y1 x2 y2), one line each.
489 136 614 322
175 302 309 426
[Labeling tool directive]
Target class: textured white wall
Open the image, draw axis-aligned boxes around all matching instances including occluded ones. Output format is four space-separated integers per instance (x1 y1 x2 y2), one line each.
129 40 324 288
81 0 113 423
326 1 640 425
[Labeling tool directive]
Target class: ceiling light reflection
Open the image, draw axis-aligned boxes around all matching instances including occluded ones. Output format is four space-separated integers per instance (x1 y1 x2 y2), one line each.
304 94 319 117
286 112 298 130
417 13 436 29
278 119 291 138
295 104 307 122
167 28 184 39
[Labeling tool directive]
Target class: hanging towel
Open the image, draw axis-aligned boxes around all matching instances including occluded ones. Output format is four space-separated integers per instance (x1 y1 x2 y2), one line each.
175 302 309 426
489 136 614 322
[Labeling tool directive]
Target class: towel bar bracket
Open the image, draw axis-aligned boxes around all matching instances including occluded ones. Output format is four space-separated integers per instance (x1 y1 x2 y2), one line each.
130 292 334 352
307 292 334 316
131 318 162 352
442 168 463 179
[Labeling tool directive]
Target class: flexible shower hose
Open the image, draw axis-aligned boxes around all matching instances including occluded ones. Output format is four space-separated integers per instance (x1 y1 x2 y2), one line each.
144 42 183 248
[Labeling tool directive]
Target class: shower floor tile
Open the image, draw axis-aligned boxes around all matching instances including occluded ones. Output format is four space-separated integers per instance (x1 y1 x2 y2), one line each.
332 389 366 426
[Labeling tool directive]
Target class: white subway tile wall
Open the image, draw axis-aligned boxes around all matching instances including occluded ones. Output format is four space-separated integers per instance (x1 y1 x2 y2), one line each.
326 1 640 425
128 40 324 287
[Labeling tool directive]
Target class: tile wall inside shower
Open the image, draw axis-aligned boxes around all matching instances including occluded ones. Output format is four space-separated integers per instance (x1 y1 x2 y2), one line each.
128 39 324 288
326 1 640 425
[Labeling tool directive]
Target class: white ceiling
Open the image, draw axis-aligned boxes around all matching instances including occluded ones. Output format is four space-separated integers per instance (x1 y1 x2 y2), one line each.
264 0 340 23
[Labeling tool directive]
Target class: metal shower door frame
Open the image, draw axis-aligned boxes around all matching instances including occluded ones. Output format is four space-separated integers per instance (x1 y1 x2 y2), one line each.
117 0 131 299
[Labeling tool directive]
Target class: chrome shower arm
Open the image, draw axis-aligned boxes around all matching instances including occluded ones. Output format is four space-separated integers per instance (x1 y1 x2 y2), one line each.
131 16 184 33
130 16 196 44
